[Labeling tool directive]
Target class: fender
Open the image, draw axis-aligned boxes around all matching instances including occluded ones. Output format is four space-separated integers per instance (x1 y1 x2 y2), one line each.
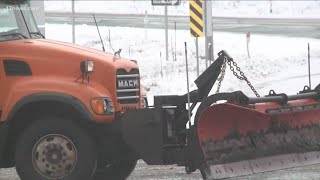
0 76 116 123
6 93 94 123
0 93 95 168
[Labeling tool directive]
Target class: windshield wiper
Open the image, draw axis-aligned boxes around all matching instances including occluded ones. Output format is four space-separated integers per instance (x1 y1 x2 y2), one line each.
30 31 45 38
0 33 28 39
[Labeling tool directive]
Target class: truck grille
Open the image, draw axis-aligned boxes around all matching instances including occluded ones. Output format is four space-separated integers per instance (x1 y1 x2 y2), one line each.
116 69 140 104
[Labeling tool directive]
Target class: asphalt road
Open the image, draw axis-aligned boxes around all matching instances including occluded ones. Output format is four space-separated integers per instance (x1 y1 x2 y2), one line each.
45 12 320 38
2 160 320 180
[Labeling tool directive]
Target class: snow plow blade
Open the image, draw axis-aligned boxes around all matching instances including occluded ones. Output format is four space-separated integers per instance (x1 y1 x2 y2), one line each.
198 86 320 179
120 51 320 180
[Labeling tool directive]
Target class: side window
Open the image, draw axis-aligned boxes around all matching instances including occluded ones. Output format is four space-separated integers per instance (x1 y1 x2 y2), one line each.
0 7 18 33
3 60 32 76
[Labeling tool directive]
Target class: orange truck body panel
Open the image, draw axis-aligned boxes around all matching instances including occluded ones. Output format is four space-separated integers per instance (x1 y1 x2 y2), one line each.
0 38 140 123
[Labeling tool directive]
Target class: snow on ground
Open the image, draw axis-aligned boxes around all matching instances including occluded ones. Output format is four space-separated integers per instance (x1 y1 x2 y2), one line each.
44 0 320 18
45 23 320 100
43 0 320 98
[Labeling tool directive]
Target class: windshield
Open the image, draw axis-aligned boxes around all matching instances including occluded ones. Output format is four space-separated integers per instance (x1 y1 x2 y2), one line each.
0 2 42 42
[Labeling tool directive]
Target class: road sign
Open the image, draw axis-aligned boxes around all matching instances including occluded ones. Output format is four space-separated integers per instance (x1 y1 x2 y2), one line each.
246 32 251 43
152 0 180 6
246 32 251 58
5 0 28 4
189 0 204 37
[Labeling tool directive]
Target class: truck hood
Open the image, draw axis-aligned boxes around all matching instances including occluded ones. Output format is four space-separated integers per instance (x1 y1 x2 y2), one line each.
37 39 113 58
36 39 139 70
5 39 139 71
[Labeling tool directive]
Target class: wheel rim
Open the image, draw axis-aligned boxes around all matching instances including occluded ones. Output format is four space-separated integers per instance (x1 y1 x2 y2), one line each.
32 134 78 179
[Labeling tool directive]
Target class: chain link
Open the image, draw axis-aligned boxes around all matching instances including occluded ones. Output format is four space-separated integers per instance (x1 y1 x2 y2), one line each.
216 56 260 97
216 57 227 94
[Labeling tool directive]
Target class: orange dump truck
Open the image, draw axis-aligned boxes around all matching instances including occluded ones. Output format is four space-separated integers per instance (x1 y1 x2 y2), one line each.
0 1 144 179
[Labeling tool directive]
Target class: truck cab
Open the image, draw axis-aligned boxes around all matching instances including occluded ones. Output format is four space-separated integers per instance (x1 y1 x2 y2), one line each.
0 1 143 121
0 1 142 180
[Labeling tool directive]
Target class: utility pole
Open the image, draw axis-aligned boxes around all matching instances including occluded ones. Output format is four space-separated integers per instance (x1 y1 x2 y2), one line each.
204 0 213 67
165 5 169 61
72 0 75 44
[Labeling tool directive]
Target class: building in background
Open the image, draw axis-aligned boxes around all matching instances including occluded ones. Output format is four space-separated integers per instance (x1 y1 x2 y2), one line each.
30 0 45 35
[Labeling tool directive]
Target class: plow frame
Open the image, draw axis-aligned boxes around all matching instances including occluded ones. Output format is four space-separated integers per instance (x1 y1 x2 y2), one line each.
121 51 229 169
121 50 320 180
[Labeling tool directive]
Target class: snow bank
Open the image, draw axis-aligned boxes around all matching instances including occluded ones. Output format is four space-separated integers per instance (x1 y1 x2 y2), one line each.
45 23 320 98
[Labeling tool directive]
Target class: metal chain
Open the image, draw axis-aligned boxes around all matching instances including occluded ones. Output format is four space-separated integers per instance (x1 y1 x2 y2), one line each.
227 59 260 97
216 57 227 94
216 56 260 97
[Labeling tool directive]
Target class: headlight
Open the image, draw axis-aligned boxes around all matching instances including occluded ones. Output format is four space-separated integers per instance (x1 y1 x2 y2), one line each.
90 97 114 115
80 60 94 74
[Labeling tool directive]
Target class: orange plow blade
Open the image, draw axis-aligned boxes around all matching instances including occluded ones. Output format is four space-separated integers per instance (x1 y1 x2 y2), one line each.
198 96 320 179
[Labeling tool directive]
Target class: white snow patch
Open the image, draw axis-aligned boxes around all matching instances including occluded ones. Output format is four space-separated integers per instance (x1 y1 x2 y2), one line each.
45 23 320 100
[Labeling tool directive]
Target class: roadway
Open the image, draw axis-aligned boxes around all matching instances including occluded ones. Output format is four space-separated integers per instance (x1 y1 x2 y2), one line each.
45 11 320 38
2 160 320 180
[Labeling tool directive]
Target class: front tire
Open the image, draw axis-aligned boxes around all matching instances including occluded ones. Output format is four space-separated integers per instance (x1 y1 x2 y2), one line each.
15 117 97 180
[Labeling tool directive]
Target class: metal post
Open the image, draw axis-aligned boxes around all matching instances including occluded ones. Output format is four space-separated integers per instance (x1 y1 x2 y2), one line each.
208 43 212 64
165 5 169 61
160 52 163 78
184 42 192 128
212 39 215 61
144 10 148 40
308 43 311 88
72 0 75 44
204 0 208 68
108 29 111 46
174 21 177 61
196 37 199 77
204 0 213 66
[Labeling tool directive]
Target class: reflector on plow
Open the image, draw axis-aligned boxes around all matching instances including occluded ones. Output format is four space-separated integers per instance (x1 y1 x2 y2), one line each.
198 88 320 179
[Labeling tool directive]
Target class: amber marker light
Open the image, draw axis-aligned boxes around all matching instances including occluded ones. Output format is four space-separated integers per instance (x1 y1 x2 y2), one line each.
90 97 114 115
